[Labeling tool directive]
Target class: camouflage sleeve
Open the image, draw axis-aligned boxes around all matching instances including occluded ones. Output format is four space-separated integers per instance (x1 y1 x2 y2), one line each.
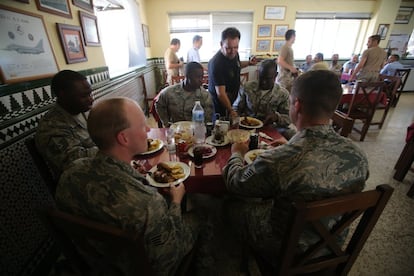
272 86 291 127
155 89 170 127
223 152 278 198
202 90 215 123
232 87 246 114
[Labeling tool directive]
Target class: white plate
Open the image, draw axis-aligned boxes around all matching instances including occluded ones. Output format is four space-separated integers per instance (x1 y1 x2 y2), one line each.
170 121 193 131
244 149 266 164
239 117 264 129
205 135 230 147
146 162 190 188
187 144 217 159
137 139 164 155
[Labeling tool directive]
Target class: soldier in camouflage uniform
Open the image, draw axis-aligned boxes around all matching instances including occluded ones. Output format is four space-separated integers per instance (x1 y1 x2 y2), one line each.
276 29 298 92
35 70 97 179
155 62 214 127
56 98 205 275
233 59 295 139
223 70 369 266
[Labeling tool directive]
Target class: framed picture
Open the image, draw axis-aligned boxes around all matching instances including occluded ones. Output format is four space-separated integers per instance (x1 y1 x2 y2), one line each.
274 25 289 37
377 24 390 40
142 24 150 47
256 40 271 52
73 0 94 13
13 0 30 3
57 23 87 64
273 40 284 52
79 11 100 46
35 0 72 18
395 7 414 24
0 5 58 84
264 6 286 20
257 24 272 37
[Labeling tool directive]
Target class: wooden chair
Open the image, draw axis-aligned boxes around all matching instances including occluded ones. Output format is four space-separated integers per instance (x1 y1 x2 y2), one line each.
40 208 196 275
339 81 385 141
252 184 394 276
392 68 410 107
171 75 185 84
25 137 58 196
394 123 414 197
372 75 401 129
240 72 249 85
331 110 354 137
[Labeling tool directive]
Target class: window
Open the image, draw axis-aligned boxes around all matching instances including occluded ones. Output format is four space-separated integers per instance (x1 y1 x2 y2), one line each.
293 12 370 60
96 0 146 77
168 12 253 62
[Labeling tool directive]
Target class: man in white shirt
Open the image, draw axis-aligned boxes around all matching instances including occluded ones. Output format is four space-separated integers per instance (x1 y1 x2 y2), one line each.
187 35 203 63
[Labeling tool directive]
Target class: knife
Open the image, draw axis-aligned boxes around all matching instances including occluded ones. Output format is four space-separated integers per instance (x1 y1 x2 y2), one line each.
259 132 273 141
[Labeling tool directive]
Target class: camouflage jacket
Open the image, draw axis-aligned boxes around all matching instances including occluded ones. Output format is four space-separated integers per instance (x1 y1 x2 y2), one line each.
56 152 196 275
155 83 214 127
233 81 291 127
35 104 98 178
223 125 369 253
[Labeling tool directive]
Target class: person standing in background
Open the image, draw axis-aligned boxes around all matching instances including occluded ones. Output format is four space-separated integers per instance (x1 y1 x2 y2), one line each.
276 29 298 92
164 38 184 85
350 35 387 82
187 35 203 63
208 27 257 118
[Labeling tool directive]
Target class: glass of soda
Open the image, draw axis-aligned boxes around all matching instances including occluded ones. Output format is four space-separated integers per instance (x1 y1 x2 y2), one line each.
193 146 204 168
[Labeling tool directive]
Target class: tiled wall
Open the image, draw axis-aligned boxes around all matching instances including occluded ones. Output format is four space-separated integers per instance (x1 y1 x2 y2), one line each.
0 64 158 275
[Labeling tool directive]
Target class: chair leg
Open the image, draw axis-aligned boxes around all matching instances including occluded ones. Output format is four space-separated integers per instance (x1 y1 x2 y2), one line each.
359 120 371 141
393 142 414 182
407 180 414 198
378 106 390 129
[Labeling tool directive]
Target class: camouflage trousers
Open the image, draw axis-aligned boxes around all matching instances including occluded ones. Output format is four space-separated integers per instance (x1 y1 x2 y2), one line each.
276 72 294 92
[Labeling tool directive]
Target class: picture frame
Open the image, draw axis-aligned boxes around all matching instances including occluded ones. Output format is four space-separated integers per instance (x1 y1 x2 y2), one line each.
57 23 88 64
273 39 284 52
377 24 390 40
13 0 30 3
72 0 94 13
79 11 100 46
142 24 150 47
274 25 289 37
256 40 271 52
0 5 59 84
35 0 72 18
257 24 272 37
395 7 414 24
264 6 286 20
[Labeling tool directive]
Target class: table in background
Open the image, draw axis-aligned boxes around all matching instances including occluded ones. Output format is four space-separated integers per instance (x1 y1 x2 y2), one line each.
135 126 285 194
340 83 387 106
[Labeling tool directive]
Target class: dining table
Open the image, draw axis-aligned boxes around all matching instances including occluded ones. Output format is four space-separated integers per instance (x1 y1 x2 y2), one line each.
134 125 286 195
340 82 387 106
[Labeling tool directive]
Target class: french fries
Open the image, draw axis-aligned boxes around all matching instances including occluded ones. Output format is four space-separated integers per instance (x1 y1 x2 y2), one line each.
153 162 184 183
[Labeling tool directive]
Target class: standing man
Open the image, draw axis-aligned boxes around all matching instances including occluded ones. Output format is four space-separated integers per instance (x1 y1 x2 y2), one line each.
223 70 369 266
380 54 404 76
164 38 184 85
208 27 256 118
155 62 214 126
350 35 386 82
276 29 298 92
35 70 97 179
187 35 203 63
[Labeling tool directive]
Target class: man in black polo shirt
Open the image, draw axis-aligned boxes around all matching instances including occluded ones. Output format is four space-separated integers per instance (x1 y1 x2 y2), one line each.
208 27 256 119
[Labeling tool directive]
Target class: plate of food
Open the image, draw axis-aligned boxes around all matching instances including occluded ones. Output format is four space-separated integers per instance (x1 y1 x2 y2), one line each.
137 139 164 155
187 144 217 159
244 149 266 164
146 162 190 188
205 135 230 147
239 116 264 129
227 129 250 143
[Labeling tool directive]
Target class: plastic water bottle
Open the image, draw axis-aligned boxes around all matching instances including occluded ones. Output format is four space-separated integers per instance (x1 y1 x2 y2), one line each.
192 101 206 144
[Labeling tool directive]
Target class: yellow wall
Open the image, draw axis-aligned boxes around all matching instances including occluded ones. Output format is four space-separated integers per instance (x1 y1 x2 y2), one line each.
2 0 107 71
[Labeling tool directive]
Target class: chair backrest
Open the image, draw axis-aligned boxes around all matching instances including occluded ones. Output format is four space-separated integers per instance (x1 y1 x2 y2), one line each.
394 68 410 91
378 74 401 103
171 75 185 84
347 81 385 117
25 137 58 196
331 110 354 137
277 184 393 276
41 208 153 276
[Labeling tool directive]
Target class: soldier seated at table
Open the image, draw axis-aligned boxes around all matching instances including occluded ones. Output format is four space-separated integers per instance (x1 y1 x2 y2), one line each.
233 59 296 139
155 62 214 127
56 97 214 275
